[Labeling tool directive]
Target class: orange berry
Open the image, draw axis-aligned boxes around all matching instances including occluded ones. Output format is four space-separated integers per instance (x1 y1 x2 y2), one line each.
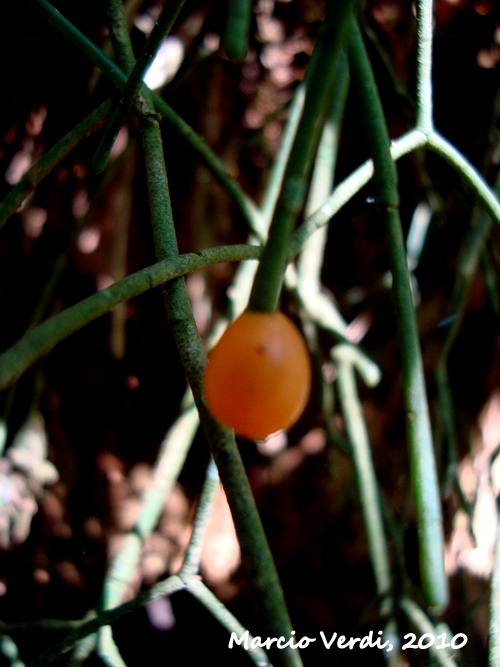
203 310 311 440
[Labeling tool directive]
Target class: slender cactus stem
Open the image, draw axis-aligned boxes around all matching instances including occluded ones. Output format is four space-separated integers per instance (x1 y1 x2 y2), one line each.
295 53 350 338
260 84 306 234
96 626 126 667
0 245 260 391
289 128 428 257
102 403 199 609
222 0 252 62
347 18 448 610
332 345 391 600
489 507 500 667
27 576 186 667
104 0 136 70
415 0 434 133
427 132 500 227
400 598 458 667
27 0 261 234
93 0 186 173
180 458 220 577
186 578 272 666
139 107 301 667
298 55 349 283
0 98 113 229
248 0 358 313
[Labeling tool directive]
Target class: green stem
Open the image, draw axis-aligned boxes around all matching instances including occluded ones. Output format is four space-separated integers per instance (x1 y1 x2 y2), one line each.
104 0 136 71
489 507 500 666
415 0 434 133
299 53 349 279
27 576 186 667
434 202 494 490
347 19 448 610
434 363 459 492
186 578 272 666
427 131 500 227
289 128 428 258
295 54 350 338
400 598 458 667
27 0 261 234
248 0 358 313
0 244 260 391
181 458 220 577
96 626 126 667
139 108 301 667
103 402 199 609
93 0 186 173
0 636 25 667
222 0 252 62
260 84 306 233
332 345 391 600
0 98 113 229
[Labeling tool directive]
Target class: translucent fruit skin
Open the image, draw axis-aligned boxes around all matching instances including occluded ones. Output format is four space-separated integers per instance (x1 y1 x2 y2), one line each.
203 310 311 440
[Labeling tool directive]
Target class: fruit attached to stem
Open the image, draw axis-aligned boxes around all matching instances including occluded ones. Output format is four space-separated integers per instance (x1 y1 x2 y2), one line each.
203 310 311 440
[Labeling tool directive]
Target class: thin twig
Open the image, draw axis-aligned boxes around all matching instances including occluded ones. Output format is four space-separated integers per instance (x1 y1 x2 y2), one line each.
0 99 113 229
26 0 262 234
400 598 459 667
489 503 500 667
248 0 358 313
415 0 434 133
427 132 500 227
332 344 391 600
181 458 220 577
0 245 261 391
347 18 448 610
139 104 301 667
93 0 187 173
27 576 186 667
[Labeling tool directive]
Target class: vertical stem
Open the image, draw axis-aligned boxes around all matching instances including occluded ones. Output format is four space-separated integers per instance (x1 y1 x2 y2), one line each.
299 53 349 282
93 0 187 172
186 579 271 666
140 57 302 667
103 404 199 609
400 598 458 666
181 458 220 577
28 0 261 234
489 507 500 667
105 0 135 71
260 83 306 233
415 0 434 133
0 98 113 229
248 0 358 313
222 0 252 62
347 18 448 610
333 347 391 600
96 7 300 665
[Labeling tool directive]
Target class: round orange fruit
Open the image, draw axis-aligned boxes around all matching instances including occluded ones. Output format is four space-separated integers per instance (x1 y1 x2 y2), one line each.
203 310 311 440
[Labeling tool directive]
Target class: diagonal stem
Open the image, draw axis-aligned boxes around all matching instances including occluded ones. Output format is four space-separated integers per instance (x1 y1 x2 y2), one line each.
0 245 261 391
93 0 187 173
347 17 448 610
26 0 261 234
248 0 359 313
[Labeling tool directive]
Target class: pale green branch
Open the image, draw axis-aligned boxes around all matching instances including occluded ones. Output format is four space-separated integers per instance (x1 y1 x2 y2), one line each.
427 132 500 227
